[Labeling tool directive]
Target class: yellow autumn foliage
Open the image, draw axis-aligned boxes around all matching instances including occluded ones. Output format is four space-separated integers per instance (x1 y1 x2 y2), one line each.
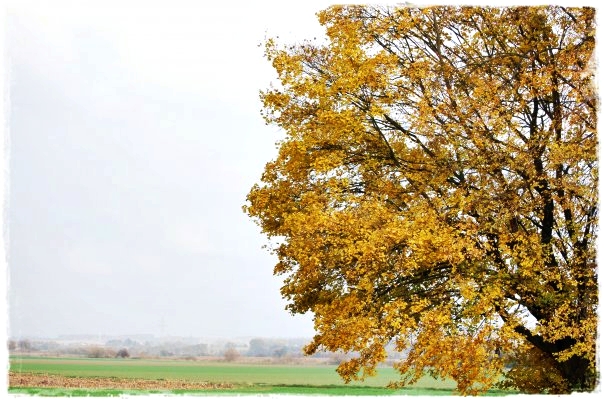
245 5 596 394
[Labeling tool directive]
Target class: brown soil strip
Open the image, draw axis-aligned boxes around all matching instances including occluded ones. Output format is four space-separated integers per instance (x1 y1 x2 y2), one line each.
9 371 233 390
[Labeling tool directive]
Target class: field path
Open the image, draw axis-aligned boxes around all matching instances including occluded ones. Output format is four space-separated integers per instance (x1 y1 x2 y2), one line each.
9 371 233 390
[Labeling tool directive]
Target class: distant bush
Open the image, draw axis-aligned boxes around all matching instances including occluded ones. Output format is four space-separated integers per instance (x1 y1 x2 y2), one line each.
224 347 240 362
87 346 114 358
115 348 130 358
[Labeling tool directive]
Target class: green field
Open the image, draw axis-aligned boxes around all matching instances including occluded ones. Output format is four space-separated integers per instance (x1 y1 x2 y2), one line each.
9 356 515 396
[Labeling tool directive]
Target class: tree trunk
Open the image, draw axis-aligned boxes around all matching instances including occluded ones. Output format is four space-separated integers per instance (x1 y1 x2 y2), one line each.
556 355 596 393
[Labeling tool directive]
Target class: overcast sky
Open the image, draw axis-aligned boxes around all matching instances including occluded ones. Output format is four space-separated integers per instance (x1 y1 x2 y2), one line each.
3 0 597 342
2 0 343 339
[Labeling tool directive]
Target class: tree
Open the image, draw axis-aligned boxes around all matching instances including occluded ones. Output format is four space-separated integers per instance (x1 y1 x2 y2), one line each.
18 339 32 352
223 347 240 362
273 346 288 359
116 348 130 358
245 5 596 395
248 338 268 356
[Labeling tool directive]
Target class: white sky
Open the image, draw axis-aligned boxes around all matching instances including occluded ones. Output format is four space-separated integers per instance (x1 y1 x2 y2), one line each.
2 0 339 340
1 0 600 344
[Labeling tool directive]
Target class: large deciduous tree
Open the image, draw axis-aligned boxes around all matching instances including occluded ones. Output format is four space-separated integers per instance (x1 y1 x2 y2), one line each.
245 5 597 394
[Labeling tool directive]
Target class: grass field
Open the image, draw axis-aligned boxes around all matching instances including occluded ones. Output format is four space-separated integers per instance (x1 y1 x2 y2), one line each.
8 356 516 396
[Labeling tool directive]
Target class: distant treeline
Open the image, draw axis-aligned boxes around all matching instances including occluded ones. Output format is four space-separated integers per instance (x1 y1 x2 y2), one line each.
8 337 407 361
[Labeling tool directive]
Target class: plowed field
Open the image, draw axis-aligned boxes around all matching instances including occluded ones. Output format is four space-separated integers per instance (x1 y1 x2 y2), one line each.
9 371 233 390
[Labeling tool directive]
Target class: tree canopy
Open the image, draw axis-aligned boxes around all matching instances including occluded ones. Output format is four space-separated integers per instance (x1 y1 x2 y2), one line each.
245 5 597 394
